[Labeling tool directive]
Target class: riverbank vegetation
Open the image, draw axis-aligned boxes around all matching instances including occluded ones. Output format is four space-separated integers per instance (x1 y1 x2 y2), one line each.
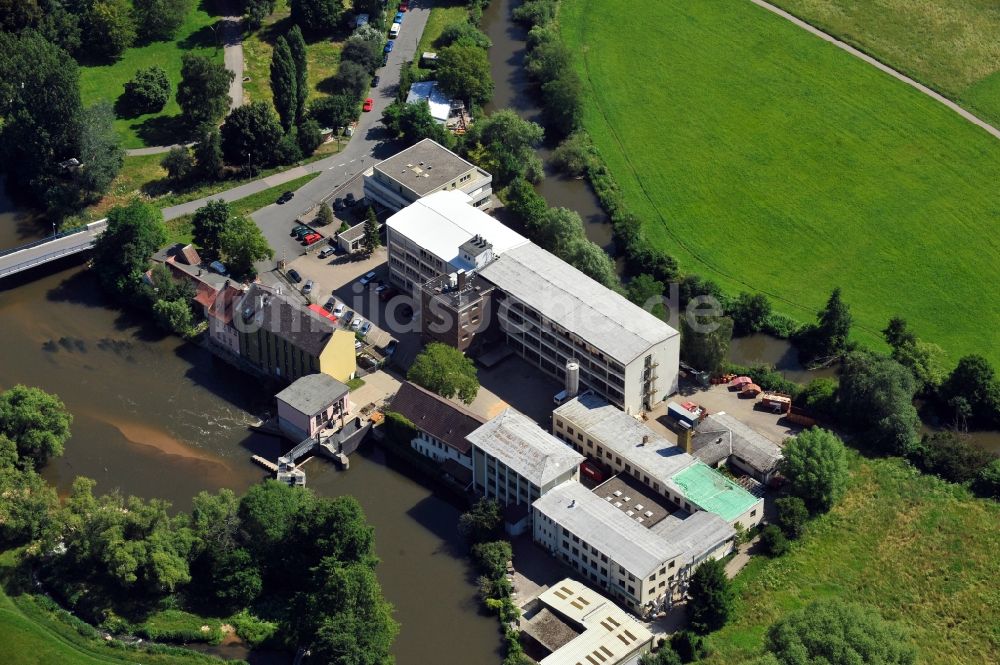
559 0 1000 369
770 0 1000 127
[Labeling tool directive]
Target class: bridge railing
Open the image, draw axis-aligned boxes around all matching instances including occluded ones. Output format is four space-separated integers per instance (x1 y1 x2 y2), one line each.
0 226 89 259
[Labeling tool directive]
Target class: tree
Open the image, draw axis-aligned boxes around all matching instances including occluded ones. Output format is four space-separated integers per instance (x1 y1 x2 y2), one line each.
290 0 343 35
238 480 313 566
177 53 234 129
75 101 124 200
297 118 323 155
973 459 1000 500
628 274 665 310
361 207 380 256
384 101 453 147
882 317 945 394
133 0 192 42
839 351 920 454
0 0 82 53
562 237 620 290
332 60 371 99
91 200 167 300
540 72 583 140
0 32 83 209
152 298 195 336
221 101 284 167
939 355 1000 429
670 631 707 664
774 496 808 539
687 558 733 634
458 498 502 544
550 131 594 177
341 37 381 74
194 123 225 179
766 599 916 665
435 44 494 106
270 36 298 131
161 146 195 181
287 25 309 122
0 386 73 470
729 292 772 336
83 0 136 59
780 428 849 514
122 66 171 115
311 94 360 128
243 0 276 31
192 199 232 259
883 316 917 349
220 215 274 278
797 287 852 363
910 431 995 484
759 525 789 557
681 314 733 375
639 647 682 665
0 465 60 546
471 540 512 578
315 202 334 226
407 343 480 404
464 110 544 186
797 377 838 421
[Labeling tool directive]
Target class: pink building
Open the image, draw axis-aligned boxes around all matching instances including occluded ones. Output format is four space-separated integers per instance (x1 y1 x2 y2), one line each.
275 373 351 441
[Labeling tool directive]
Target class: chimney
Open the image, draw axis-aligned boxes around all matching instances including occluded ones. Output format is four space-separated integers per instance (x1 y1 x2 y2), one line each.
641 434 650 445
679 427 693 454
457 269 467 290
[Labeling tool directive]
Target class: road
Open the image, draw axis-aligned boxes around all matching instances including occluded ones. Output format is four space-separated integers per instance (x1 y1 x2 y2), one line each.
749 0 1000 141
0 220 108 279
161 2 432 269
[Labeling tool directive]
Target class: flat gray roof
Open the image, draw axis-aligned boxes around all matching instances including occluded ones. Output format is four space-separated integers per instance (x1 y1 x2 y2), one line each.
467 409 583 487
693 412 783 474
648 509 734 564
478 243 678 365
275 373 349 415
533 481 681 577
373 138 477 196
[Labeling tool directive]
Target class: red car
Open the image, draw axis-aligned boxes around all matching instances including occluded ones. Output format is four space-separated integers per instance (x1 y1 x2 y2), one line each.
399 2 408 11
302 233 322 245
363 98 374 112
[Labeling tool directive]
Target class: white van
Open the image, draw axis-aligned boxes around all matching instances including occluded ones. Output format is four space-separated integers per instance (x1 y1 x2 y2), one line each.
389 22 401 38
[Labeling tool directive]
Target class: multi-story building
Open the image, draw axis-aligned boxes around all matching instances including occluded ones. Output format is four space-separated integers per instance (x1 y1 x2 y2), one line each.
363 138 493 212
388 381 485 472
419 270 496 351
552 393 763 530
385 189 526 292
479 242 680 414
275 373 351 441
236 284 356 385
533 479 733 614
467 408 583 534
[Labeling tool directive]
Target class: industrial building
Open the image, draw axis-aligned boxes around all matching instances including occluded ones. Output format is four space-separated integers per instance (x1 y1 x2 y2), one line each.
552 393 763 530
478 243 680 414
362 138 493 212
691 411 784 484
385 189 526 291
467 408 583 534
520 578 653 665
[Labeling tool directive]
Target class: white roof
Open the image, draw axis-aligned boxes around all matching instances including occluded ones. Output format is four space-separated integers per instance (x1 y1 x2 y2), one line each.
405 80 451 123
533 481 680 577
467 409 582 487
478 243 679 365
555 393 697 483
648 509 734 564
536 579 653 665
387 190 527 271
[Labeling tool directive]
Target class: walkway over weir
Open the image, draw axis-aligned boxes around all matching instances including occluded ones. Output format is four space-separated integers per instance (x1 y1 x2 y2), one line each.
0 219 107 280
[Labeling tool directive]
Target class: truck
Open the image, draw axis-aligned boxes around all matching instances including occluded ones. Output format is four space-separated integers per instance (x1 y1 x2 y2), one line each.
667 401 701 427
580 461 605 484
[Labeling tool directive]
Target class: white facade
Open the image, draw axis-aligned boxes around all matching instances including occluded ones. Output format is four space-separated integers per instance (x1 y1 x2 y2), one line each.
410 429 471 469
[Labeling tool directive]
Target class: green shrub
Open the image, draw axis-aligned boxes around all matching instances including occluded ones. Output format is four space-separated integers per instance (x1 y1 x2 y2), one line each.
774 496 809 539
724 363 803 398
760 524 790 557
229 609 278 646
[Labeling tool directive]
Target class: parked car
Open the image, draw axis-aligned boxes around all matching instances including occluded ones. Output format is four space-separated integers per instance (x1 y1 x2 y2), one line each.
290 224 311 237
323 297 337 312
293 227 315 240
287 269 302 283
302 280 314 295
351 317 364 331
395 11 404 22
345 192 357 207
302 233 322 245
318 247 336 259
358 271 377 286
372 75 380 87
399 1 408 11
277 190 294 204
384 40 394 53
384 340 397 356
363 98 374 112
333 197 345 211
209 260 227 275
333 302 345 316
359 321 372 335
342 311 355 326
378 286 399 301
355 340 363 350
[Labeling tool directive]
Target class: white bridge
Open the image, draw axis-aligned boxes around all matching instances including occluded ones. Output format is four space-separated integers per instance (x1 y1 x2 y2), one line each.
0 219 107 280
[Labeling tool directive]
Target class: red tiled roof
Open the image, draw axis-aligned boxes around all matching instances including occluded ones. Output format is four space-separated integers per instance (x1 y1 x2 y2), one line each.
194 282 218 309
208 284 245 325
389 381 485 455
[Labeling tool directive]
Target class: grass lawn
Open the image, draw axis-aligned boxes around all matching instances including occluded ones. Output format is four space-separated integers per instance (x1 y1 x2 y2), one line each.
770 0 1000 126
163 172 320 246
243 0 344 109
0 552 222 665
703 456 1000 664
560 0 1000 366
410 0 469 78
78 6 224 150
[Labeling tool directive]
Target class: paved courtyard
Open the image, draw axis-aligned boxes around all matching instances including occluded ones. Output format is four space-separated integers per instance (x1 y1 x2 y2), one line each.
468 356 563 425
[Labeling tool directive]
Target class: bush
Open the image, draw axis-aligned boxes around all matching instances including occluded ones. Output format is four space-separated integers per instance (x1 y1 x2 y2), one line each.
458 498 503 544
472 540 512 579
797 378 838 421
760 525 789 557
908 431 996 484
229 610 278 647
297 118 322 156
723 363 803 398
780 428 850 514
122 66 170 115
774 496 808 539
160 146 195 182
311 94 359 129
670 630 707 663
973 458 1000 500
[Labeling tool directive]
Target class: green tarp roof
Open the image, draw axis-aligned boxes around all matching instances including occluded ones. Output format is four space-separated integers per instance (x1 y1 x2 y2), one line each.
671 462 758 522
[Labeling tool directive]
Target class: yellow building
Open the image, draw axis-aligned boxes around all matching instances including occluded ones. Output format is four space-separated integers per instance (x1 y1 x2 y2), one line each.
237 285 356 385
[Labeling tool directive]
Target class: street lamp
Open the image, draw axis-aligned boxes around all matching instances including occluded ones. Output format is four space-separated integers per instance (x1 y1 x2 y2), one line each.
246 151 252 174
51 222 56 237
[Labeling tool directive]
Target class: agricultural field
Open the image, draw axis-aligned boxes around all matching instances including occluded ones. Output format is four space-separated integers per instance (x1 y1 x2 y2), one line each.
560 0 1000 365
242 0 344 109
703 457 1000 664
771 0 1000 126
78 6 224 150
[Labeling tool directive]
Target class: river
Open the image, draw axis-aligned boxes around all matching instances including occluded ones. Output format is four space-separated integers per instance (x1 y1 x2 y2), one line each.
0 198 501 661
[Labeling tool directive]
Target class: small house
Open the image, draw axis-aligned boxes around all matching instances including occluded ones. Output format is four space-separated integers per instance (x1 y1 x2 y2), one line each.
275 373 351 442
